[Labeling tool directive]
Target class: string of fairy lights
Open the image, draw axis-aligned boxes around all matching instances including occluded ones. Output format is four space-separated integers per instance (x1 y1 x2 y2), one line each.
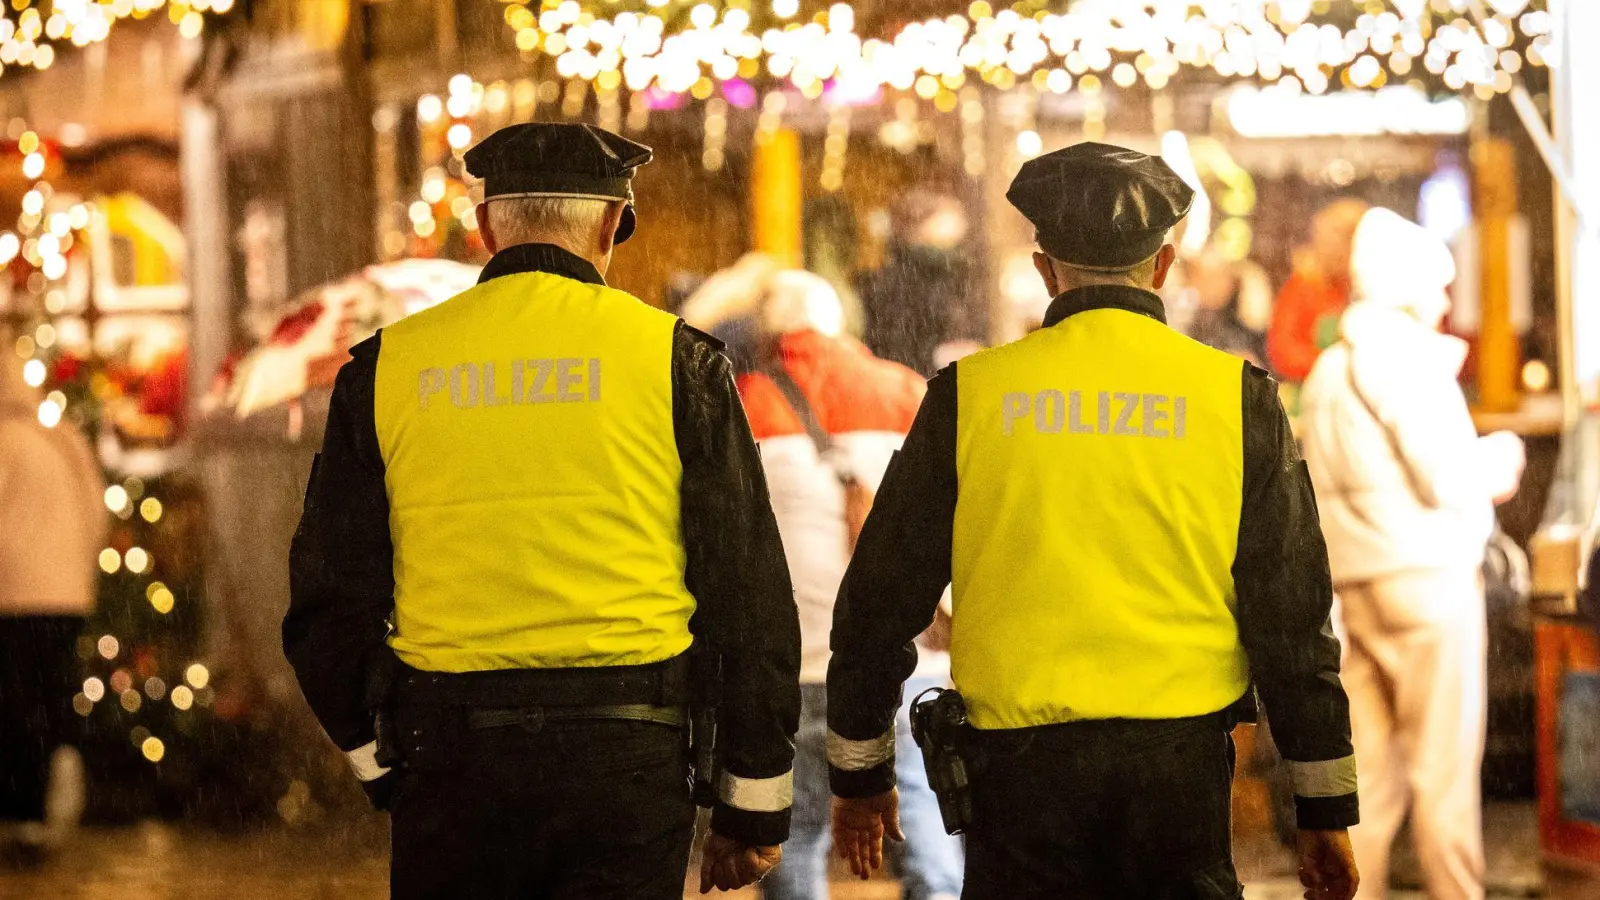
388 1 1553 252
0 2 1556 94
0 0 229 78
499 0 1554 103
8 127 92 428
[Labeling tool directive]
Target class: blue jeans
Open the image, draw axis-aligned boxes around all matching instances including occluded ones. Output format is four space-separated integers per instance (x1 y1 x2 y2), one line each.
764 677 964 900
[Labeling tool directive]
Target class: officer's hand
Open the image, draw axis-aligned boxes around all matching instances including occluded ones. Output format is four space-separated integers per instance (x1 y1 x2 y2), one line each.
1297 828 1359 900
697 832 781 893
832 789 904 880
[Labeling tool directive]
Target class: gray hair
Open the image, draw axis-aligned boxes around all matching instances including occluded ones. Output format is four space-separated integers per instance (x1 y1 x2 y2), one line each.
485 196 614 251
1047 246 1162 290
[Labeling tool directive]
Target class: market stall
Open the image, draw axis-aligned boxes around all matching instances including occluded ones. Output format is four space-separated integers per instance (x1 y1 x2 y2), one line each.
193 259 478 710
1523 0 1600 870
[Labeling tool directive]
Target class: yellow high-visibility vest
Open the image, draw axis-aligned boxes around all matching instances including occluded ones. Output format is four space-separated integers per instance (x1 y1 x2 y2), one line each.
373 271 695 672
952 306 1249 729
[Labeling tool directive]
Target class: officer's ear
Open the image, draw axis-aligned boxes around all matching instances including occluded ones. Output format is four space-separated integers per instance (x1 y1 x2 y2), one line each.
476 205 499 255
597 202 626 257
1150 244 1178 290
1032 251 1060 297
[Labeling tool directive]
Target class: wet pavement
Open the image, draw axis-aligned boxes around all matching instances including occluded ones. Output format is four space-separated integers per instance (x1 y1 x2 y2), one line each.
2 804 1595 899
1231 803 1595 899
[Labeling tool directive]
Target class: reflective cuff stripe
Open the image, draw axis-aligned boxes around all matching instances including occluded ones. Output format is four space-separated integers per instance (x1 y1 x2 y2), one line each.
1291 756 1358 798
346 742 391 783
827 727 895 771
717 770 794 813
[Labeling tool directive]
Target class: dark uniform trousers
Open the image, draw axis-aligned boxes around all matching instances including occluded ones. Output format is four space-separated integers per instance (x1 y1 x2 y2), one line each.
962 713 1243 900
389 718 694 900
388 663 699 900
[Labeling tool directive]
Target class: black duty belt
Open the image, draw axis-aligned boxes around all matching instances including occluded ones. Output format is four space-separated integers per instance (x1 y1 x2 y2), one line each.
467 704 688 732
398 654 693 709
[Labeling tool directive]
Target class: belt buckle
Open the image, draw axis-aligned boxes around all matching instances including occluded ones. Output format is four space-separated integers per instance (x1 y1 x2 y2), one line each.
518 707 546 734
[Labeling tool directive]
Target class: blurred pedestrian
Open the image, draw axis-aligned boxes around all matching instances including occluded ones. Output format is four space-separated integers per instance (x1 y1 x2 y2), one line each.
0 338 102 864
1177 245 1273 367
828 143 1360 900
859 190 982 378
1582 509 1600 633
284 124 800 899
691 269 963 900
1300 207 1526 900
1268 199 1368 382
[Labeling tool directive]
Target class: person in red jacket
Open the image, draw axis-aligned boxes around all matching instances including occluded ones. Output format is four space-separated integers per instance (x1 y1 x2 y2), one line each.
687 268 965 900
1267 199 1368 382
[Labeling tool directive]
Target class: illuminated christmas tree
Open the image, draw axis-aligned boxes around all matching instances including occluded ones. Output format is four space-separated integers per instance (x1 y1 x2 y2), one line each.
3 125 242 822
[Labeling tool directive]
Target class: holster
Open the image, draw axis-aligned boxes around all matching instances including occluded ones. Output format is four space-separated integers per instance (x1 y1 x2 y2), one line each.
909 687 974 836
688 644 722 808
364 649 403 770
1227 688 1260 728
392 654 691 771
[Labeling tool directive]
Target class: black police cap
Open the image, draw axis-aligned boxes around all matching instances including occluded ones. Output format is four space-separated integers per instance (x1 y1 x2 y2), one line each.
464 123 653 243
1007 142 1194 269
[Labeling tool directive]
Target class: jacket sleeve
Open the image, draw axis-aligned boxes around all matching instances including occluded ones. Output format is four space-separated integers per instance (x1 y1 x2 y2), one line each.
674 324 802 848
1265 274 1324 382
1234 364 1359 831
826 366 958 798
283 335 396 785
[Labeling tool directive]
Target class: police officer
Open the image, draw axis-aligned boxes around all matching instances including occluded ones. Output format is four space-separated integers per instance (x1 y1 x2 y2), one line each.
825 143 1361 900
284 123 801 899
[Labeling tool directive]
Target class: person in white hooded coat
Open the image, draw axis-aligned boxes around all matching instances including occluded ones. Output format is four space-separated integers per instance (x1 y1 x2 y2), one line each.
1299 208 1524 900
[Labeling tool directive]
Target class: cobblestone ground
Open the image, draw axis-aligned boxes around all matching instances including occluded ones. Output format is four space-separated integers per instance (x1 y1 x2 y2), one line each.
1 805 1594 899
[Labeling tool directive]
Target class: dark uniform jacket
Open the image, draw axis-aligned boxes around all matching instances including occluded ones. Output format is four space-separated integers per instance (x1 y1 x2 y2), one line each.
284 243 801 845
827 285 1359 831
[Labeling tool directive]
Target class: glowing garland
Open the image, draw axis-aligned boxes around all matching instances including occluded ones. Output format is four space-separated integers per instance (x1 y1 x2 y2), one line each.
6 130 94 430
499 0 1553 102
0 0 228 79
387 1 1554 250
